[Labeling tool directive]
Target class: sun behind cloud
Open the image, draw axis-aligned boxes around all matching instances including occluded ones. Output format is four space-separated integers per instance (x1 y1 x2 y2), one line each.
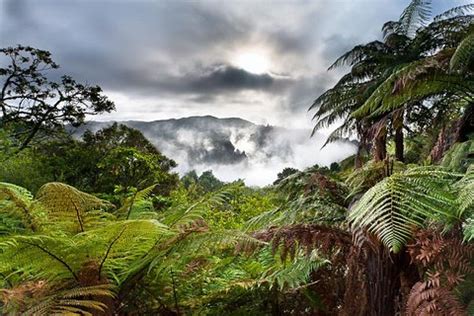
232 50 270 74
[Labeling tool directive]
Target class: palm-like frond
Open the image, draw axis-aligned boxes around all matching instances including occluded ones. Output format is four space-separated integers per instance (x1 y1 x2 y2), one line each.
116 184 157 219
398 0 432 37
352 53 472 119
328 41 387 70
36 182 113 232
0 183 36 233
0 220 173 285
434 4 474 22
349 167 460 253
450 31 474 72
23 284 115 316
456 165 474 216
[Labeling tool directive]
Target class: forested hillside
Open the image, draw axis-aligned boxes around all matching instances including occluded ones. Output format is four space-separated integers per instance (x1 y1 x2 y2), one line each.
0 1 473 315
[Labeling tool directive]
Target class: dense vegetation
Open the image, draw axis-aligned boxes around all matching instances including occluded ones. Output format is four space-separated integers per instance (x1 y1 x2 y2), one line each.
0 1 473 315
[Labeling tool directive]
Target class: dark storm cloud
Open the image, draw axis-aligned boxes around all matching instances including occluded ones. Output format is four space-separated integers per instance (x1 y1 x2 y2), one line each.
4 0 452 125
188 65 275 92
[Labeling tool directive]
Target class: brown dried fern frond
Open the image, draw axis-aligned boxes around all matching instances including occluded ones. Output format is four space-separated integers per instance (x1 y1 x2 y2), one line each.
252 224 351 261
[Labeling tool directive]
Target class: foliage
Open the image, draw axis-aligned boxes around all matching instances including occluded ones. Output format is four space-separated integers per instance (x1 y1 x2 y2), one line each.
0 46 114 151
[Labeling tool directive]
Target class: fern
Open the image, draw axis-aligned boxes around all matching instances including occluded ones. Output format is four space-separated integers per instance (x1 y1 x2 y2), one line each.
0 183 36 233
434 4 474 22
116 184 157 220
441 140 474 172
398 0 432 37
22 284 116 316
36 182 113 233
262 250 328 291
450 31 474 72
349 167 460 252
456 165 474 217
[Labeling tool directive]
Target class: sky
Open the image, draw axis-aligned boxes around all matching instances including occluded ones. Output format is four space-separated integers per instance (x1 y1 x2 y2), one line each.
1 0 467 130
0 0 469 184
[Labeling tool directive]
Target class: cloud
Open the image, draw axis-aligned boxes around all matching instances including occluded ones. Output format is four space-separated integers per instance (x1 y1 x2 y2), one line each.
188 65 275 92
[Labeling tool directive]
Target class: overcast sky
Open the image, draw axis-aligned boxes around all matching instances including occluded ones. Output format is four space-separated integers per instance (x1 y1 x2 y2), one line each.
0 0 468 129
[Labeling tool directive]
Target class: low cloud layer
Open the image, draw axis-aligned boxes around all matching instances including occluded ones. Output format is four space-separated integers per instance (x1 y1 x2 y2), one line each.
74 117 357 186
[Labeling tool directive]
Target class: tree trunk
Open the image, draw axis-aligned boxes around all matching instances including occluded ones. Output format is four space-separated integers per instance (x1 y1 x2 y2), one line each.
373 128 387 162
394 126 404 162
365 245 401 316
355 145 363 169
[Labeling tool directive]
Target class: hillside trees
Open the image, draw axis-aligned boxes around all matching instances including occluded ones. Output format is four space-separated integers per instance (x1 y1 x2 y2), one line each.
35 123 179 196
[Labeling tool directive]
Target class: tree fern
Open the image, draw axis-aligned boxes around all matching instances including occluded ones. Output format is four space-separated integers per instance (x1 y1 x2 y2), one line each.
456 165 474 217
349 167 460 252
0 183 36 233
441 140 474 172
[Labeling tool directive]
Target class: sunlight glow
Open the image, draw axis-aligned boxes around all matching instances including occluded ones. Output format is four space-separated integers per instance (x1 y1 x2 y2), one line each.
232 51 270 74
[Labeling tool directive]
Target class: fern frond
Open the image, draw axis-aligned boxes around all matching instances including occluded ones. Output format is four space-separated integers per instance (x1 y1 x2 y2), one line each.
328 41 386 70
117 184 157 219
450 31 474 73
349 167 460 252
0 183 36 233
434 4 474 21
36 182 113 232
441 140 474 172
456 165 474 216
23 284 115 316
405 281 467 316
398 0 432 37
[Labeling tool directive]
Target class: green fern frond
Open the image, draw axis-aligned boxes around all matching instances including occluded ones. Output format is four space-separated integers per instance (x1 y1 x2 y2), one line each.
352 64 471 119
117 184 157 219
345 159 406 199
434 4 474 21
349 167 460 253
24 284 115 316
450 31 474 72
456 165 474 216
328 41 386 70
0 183 36 233
398 0 432 37
441 140 474 172
36 182 113 232
263 250 328 291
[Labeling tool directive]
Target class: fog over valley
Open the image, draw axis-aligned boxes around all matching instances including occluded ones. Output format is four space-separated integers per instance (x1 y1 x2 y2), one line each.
73 116 357 185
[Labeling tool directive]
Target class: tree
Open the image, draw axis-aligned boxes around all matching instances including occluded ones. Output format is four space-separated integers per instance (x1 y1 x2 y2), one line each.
31 124 178 195
273 167 299 185
0 46 114 151
198 170 224 192
310 2 474 164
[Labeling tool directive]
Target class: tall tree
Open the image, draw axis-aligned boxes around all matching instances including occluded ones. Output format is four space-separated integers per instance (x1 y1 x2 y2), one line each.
0 46 114 151
310 2 474 163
